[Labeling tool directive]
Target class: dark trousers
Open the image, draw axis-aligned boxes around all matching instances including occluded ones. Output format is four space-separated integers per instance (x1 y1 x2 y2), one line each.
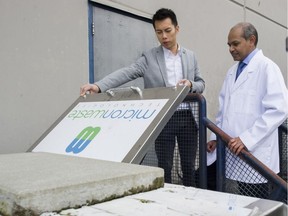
195 161 217 190
238 182 269 199
155 110 198 186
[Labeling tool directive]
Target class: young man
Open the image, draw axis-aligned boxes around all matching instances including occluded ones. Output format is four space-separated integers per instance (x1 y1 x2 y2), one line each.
207 22 288 198
81 8 205 186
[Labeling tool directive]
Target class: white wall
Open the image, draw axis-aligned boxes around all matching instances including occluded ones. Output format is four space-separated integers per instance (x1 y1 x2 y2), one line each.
0 0 89 153
0 0 287 153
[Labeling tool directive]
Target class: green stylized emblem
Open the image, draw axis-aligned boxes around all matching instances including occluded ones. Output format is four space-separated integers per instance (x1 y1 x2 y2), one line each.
66 126 101 154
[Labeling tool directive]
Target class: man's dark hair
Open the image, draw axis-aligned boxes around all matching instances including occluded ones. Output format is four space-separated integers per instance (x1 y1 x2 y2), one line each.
152 8 178 29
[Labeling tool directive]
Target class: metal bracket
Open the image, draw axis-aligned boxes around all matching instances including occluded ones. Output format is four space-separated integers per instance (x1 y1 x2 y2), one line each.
106 86 143 98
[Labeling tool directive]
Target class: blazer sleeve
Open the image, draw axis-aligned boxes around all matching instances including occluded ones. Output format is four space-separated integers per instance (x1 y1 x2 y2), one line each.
190 56 205 93
183 49 205 93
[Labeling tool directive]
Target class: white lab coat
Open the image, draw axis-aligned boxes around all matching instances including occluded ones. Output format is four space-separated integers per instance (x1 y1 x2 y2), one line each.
210 50 288 183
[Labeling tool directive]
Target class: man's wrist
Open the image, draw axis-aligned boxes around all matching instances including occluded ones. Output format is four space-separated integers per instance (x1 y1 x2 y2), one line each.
93 83 101 93
189 80 193 91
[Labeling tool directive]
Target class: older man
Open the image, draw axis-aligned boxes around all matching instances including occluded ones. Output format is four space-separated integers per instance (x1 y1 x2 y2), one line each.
208 22 288 198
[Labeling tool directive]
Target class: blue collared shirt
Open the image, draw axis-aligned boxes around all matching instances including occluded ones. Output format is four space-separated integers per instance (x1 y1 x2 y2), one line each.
242 48 259 68
235 48 259 81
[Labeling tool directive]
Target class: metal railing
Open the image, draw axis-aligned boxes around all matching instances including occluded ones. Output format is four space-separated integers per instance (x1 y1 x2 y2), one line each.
205 117 287 203
141 93 288 203
279 120 287 182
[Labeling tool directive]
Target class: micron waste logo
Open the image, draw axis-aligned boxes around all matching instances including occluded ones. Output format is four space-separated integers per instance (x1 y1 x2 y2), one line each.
65 126 101 154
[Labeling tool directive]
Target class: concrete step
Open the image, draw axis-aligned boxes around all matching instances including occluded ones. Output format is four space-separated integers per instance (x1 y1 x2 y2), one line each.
0 152 163 216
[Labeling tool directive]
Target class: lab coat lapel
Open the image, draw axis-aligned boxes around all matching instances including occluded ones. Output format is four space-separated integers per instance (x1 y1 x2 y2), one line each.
230 50 262 93
232 67 250 91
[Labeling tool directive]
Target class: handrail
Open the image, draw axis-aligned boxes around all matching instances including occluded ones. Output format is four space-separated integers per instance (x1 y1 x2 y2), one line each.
184 93 208 189
203 117 287 194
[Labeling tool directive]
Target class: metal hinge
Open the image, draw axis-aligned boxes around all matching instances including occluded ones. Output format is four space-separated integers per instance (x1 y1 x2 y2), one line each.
91 22 95 36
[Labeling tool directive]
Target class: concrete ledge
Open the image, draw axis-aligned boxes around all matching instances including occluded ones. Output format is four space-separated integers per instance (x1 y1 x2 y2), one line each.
0 152 164 216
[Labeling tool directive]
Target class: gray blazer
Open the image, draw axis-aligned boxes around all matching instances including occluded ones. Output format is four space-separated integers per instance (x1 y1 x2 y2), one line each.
95 45 205 93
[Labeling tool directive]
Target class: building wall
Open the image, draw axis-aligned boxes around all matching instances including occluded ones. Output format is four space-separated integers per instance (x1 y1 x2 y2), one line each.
0 0 287 153
0 0 89 153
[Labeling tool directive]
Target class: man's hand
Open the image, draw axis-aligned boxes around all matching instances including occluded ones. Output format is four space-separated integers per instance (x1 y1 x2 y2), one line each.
228 137 246 155
207 140 217 153
80 83 100 97
177 79 192 89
